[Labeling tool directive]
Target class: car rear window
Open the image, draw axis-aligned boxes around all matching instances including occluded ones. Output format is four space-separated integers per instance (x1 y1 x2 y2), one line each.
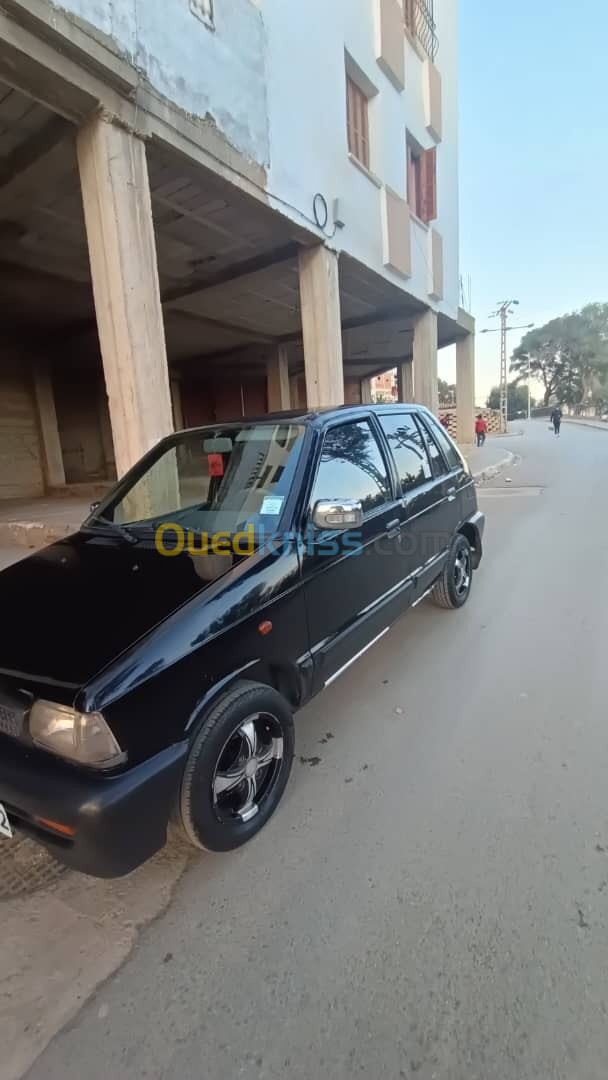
379 413 432 493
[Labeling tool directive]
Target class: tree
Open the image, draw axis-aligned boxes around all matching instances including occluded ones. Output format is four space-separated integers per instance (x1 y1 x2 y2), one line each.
487 382 535 419
511 304 608 407
438 378 456 406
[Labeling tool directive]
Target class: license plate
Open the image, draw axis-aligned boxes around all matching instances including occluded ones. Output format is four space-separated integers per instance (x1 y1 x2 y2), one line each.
0 803 12 839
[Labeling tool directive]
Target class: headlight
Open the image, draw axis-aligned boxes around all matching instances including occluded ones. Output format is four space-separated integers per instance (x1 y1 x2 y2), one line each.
29 700 124 768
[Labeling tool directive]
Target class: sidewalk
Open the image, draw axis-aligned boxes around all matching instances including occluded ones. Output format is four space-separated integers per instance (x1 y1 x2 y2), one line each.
461 436 516 481
0 494 91 552
562 416 608 432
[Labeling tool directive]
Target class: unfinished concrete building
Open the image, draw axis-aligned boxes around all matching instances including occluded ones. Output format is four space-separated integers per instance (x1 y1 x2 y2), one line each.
0 0 475 522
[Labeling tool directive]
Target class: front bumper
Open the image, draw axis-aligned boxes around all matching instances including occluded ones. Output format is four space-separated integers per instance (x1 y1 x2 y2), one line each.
0 737 188 877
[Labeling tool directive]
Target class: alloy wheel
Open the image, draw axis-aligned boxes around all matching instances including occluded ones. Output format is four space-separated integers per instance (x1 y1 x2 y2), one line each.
453 547 471 599
211 713 284 824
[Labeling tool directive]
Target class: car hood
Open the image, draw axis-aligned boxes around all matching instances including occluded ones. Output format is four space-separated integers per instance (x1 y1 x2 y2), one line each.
0 532 223 688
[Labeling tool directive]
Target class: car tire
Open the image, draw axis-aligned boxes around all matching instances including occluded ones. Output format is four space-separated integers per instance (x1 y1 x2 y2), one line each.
432 533 473 610
179 680 294 853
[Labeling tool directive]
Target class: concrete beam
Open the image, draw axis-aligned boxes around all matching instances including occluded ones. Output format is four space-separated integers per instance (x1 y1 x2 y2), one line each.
32 363 65 489
298 246 344 409
412 310 438 414
456 333 476 446
77 114 173 477
267 346 291 412
0 116 71 192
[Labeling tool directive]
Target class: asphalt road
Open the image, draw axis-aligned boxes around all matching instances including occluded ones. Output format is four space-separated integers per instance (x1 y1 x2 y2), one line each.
28 421 608 1080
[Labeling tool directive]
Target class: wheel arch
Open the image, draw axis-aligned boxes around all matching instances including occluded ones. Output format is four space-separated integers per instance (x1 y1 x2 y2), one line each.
185 658 309 735
458 521 482 569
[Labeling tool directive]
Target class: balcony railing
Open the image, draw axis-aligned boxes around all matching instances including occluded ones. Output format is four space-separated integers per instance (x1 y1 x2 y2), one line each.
404 0 439 62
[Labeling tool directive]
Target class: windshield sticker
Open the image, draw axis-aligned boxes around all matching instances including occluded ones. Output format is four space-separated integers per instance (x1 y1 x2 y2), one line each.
261 496 284 516
207 453 224 478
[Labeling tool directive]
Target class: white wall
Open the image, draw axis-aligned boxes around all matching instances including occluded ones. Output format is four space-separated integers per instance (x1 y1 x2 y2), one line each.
264 0 460 318
55 0 270 165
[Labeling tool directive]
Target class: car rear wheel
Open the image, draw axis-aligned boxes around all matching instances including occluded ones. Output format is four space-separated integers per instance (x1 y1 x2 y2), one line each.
179 681 294 853
432 534 473 610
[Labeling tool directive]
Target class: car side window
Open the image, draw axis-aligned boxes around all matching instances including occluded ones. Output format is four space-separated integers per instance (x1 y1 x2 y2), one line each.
414 415 448 478
424 416 463 471
311 420 391 515
379 413 432 494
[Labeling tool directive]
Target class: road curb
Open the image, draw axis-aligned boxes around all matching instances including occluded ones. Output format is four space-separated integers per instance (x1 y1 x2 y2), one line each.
471 450 515 483
562 418 608 432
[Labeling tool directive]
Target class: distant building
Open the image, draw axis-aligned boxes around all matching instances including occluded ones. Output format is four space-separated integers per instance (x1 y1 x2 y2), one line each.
371 372 398 402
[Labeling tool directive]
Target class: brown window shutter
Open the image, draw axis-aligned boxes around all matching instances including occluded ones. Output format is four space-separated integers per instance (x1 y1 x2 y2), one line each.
346 76 369 169
420 147 437 223
346 77 356 156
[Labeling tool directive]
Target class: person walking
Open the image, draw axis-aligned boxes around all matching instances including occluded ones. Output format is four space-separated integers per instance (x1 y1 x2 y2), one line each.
475 415 488 447
550 406 562 436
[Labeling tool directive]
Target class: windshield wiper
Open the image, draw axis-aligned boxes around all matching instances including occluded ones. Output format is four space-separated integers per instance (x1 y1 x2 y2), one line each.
86 517 140 545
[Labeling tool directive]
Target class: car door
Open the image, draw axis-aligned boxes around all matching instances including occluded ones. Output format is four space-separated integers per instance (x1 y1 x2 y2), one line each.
377 410 449 599
420 411 474 526
301 416 413 691
408 411 466 592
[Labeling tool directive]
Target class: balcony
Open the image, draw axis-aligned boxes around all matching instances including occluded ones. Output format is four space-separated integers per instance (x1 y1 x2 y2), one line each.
404 0 439 62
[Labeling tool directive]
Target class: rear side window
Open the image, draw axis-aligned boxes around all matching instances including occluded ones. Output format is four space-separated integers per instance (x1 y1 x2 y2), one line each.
379 413 432 494
311 420 391 515
422 415 462 472
414 415 448 478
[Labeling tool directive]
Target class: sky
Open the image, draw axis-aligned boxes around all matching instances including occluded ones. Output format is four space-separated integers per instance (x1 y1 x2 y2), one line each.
439 0 608 404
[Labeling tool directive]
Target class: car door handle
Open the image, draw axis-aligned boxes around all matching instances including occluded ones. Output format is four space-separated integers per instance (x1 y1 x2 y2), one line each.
385 518 401 532
447 487 457 502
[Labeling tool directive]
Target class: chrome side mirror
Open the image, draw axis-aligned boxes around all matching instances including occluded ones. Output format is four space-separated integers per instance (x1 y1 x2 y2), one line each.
311 499 363 531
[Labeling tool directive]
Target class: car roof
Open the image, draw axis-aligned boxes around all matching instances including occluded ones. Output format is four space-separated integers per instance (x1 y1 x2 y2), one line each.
171 403 430 438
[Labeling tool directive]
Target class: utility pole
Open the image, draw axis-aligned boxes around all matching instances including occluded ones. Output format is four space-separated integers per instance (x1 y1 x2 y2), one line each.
491 299 519 434
482 302 534 434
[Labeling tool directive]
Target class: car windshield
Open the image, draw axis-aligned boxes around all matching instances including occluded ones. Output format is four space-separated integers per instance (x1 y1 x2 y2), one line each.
92 422 306 536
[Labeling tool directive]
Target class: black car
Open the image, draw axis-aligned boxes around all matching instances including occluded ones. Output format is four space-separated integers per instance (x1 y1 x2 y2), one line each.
0 405 484 877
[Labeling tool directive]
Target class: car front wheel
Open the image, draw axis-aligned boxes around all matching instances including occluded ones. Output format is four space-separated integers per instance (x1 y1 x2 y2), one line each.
432 533 473 610
179 681 294 853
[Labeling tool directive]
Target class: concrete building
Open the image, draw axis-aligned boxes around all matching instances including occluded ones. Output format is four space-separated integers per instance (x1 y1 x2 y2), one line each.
371 371 398 402
0 0 476 504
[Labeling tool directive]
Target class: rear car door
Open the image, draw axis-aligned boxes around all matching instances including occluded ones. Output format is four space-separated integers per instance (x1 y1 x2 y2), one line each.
377 410 449 598
301 417 412 690
417 411 470 535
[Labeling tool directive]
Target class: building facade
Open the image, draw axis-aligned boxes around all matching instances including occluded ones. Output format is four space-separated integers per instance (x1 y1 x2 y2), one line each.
0 0 475 502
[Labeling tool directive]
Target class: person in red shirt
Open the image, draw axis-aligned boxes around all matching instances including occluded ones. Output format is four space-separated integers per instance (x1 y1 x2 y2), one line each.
475 415 487 447
440 414 450 431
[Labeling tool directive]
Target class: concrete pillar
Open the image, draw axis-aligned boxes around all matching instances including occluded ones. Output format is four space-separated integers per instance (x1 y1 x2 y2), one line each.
170 378 185 431
290 374 307 411
298 246 344 408
33 365 65 489
412 310 439 414
456 332 476 446
397 361 414 403
267 345 291 412
360 377 373 405
77 114 173 478
98 385 116 478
